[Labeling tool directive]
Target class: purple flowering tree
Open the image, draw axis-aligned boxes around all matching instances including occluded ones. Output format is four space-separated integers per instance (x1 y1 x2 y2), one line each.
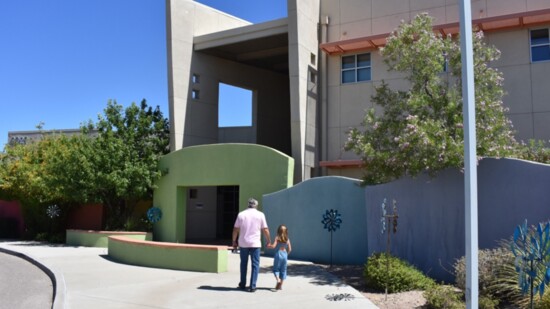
345 14 517 185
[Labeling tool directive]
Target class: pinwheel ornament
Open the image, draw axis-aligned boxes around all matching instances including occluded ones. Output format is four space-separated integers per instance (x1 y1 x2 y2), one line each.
147 207 163 224
322 209 342 267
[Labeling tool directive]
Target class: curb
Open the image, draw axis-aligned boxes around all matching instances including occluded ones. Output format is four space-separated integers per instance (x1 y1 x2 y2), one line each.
0 246 66 309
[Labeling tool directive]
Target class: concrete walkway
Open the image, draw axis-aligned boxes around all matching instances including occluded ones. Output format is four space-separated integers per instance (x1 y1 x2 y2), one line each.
0 241 378 309
0 248 53 309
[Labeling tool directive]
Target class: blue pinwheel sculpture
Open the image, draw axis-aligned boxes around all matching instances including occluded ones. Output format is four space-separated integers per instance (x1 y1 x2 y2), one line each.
147 206 163 224
322 209 342 267
511 219 550 309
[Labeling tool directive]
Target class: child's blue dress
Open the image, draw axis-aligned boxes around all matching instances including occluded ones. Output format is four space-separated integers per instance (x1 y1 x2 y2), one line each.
273 242 289 280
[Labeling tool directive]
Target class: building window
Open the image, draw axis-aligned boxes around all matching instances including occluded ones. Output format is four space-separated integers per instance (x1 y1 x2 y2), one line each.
192 74 200 84
189 188 198 199
192 89 200 100
531 28 550 62
341 53 371 83
310 70 317 83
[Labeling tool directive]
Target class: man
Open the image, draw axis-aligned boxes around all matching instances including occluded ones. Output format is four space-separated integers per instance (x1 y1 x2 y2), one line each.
232 197 271 292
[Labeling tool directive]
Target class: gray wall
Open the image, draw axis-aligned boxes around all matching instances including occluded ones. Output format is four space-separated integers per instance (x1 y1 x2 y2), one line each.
187 52 291 155
263 176 368 264
366 158 550 282
263 158 550 283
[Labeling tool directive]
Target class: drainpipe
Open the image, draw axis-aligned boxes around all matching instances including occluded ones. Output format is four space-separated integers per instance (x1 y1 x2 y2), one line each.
320 15 329 176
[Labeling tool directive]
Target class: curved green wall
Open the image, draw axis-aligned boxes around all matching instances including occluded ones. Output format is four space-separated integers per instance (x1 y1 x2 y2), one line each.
153 143 294 243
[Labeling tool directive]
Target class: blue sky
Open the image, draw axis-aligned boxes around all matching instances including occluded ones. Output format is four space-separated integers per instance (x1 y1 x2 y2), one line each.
0 0 287 148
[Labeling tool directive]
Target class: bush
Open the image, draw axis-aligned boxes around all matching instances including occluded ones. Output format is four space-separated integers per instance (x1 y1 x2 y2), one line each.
34 232 65 243
424 285 498 309
424 284 465 309
479 295 499 309
515 139 550 164
536 291 550 309
454 245 514 293
454 240 528 308
364 252 435 293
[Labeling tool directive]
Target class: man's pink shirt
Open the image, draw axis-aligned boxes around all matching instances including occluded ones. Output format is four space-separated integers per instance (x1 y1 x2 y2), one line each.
234 208 268 248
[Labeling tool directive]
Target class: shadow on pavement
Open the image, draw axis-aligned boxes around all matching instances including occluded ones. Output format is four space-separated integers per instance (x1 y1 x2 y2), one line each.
0 240 66 248
260 263 343 286
198 285 276 292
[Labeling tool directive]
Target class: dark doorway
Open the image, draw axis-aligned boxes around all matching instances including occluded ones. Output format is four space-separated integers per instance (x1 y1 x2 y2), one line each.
216 186 239 240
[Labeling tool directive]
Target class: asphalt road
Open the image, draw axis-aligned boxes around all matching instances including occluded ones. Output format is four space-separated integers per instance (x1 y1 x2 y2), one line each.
0 251 53 309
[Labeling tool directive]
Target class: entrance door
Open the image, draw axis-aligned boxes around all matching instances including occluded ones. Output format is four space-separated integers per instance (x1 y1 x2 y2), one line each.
216 186 239 239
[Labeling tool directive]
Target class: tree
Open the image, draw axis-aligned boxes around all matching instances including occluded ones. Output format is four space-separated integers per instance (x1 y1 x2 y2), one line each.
345 14 517 185
0 132 96 238
0 99 169 232
82 99 170 229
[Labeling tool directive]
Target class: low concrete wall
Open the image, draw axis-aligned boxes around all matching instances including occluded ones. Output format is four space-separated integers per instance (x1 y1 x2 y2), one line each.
107 236 228 273
65 230 152 248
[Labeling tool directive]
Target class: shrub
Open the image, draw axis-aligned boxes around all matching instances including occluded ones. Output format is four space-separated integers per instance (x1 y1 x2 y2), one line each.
424 284 465 309
536 291 550 309
454 240 528 308
424 285 498 309
454 244 514 292
515 139 550 164
364 252 435 293
479 295 499 309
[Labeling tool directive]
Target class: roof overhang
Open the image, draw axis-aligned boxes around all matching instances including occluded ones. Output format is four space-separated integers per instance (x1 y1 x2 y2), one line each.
194 18 290 74
320 8 550 55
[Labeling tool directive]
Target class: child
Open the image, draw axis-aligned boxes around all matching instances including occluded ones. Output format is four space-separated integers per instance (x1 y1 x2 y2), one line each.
267 224 292 290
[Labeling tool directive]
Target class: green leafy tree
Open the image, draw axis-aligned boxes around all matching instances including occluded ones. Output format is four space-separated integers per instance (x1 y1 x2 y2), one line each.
82 99 170 229
0 138 49 204
0 132 95 238
0 99 169 232
345 14 517 185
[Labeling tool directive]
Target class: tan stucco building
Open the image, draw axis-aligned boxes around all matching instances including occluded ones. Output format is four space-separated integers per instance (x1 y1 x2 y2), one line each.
166 0 550 183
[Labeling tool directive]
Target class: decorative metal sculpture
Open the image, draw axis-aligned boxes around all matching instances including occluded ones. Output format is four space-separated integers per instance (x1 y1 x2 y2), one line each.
511 219 550 309
46 204 60 219
381 198 398 300
322 209 342 267
147 206 163 224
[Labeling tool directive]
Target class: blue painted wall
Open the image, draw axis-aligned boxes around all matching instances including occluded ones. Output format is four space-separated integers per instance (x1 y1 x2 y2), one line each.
366 158 550 282
263 176 368 265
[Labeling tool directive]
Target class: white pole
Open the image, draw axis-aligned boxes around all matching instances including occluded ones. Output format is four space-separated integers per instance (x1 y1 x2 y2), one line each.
458 1 478 308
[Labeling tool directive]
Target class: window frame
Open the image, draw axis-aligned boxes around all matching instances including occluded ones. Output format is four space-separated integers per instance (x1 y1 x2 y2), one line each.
341 52 372 84
530 28 550 63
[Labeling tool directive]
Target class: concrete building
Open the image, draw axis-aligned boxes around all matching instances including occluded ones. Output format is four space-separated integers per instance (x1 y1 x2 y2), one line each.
166 0 550 183
7 129 95 146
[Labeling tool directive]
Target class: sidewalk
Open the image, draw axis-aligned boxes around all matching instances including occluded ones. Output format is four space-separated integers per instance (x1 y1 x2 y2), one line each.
0 241 378 309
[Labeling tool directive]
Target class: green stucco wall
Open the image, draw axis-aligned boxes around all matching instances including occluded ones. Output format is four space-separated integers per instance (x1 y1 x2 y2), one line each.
107 236 228 273
66 230 152 248
153 144 294 243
